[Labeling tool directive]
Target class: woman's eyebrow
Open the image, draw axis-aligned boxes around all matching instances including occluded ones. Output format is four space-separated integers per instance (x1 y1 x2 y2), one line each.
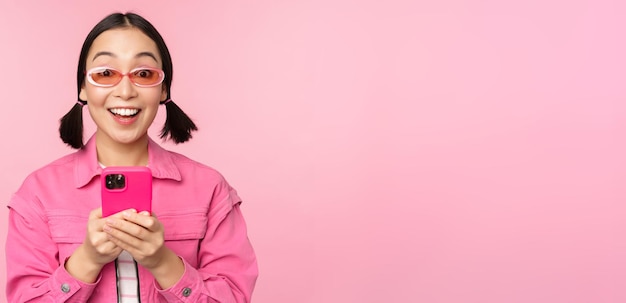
92 51 115 61
92 51 159 63
136 51 159 63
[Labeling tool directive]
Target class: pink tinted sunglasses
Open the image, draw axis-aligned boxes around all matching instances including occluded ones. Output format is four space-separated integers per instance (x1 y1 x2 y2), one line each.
86 66 165 87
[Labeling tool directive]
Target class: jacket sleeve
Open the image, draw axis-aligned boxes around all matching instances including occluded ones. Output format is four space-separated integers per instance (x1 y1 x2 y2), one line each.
6 193 100 302
156 180 258 303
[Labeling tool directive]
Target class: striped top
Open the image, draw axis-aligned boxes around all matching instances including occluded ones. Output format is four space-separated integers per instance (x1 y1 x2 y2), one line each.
116 251 140 302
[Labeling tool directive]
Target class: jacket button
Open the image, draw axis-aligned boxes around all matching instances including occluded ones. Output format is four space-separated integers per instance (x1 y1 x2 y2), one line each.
61 283 71 293
182 287 192 297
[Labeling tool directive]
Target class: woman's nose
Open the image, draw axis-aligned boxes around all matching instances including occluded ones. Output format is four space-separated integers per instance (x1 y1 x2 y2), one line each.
113 75 138 100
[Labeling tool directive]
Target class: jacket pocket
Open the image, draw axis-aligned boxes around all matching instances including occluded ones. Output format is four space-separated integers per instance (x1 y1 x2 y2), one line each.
47 210 88 262
158 211 208 267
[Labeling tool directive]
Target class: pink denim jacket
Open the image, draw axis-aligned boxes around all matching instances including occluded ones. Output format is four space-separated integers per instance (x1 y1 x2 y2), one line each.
6 136 258 302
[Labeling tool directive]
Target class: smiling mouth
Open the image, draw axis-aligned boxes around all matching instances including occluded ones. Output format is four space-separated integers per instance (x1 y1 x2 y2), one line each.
109 108 140 117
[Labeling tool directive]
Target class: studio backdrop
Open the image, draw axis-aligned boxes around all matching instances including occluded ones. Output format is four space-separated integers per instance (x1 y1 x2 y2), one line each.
1 1 625 302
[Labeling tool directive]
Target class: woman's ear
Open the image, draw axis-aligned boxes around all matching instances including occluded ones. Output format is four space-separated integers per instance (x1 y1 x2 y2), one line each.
79 87 87 102
161 87 167 102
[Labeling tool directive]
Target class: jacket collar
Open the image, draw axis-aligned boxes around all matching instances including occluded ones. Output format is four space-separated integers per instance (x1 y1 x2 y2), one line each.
74 135 182 188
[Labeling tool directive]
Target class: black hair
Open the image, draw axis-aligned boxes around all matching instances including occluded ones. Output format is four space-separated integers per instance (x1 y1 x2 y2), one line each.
59 12 197 149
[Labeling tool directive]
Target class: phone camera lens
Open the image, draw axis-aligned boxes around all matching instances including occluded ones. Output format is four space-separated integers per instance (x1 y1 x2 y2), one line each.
105 174 125 189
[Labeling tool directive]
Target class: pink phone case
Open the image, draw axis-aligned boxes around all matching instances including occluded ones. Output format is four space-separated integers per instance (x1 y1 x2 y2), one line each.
101 166 152 217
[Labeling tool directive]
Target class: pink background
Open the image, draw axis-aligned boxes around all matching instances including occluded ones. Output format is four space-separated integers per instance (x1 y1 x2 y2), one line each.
1 1 625 302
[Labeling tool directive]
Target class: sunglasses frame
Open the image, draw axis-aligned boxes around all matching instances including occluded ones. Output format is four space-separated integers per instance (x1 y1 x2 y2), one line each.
85 66 165 88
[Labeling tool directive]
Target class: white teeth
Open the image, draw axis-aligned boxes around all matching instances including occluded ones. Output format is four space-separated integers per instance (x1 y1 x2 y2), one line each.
109 108 139 116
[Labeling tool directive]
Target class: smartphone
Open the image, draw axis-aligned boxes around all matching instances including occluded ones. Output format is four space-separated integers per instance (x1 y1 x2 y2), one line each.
101 166 152 217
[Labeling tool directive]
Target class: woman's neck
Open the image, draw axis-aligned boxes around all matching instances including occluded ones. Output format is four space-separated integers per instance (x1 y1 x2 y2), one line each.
95 133 150 167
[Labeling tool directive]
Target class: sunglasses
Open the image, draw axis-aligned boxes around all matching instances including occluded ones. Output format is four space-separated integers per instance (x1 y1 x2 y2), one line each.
86 66 165 88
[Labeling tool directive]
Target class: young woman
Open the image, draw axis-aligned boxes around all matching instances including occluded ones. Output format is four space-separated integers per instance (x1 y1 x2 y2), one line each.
6 12 258 302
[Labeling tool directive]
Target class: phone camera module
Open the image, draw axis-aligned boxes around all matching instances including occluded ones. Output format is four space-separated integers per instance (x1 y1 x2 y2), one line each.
105 174 126 189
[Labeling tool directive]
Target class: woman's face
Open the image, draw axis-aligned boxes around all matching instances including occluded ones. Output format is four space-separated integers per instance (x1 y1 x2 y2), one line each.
79 27 167 146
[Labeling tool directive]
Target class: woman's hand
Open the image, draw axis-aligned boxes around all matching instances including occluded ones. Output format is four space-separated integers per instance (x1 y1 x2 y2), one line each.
103 209 165 268
65 207 123 283
104 209 184 288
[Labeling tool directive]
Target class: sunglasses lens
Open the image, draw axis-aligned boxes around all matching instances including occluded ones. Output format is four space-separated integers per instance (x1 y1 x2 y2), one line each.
130 69 163 86
87 67 164 87
89 68 122 86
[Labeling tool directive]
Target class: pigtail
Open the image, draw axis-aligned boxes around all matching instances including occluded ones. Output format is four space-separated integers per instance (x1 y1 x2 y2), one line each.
59 101 86 149
159 99 198 143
